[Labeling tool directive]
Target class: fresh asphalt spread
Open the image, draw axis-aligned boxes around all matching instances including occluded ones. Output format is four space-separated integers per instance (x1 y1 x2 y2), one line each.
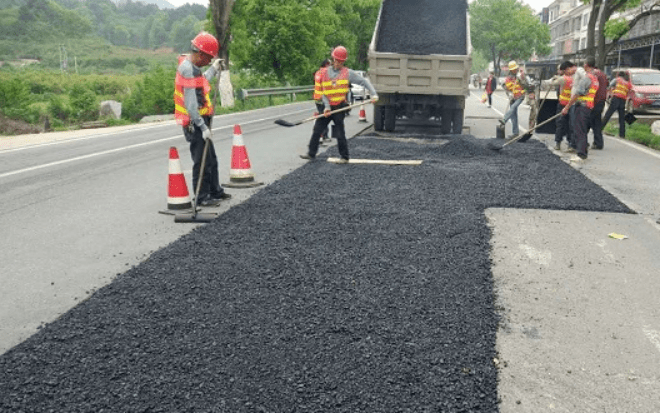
0 135 633 412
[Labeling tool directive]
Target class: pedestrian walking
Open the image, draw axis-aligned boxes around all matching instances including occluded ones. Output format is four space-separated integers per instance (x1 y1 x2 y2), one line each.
499 61 529 139
313 59 331 143
484 71 497 107
588 58 609 150
561 57 599 162
300 46 378 164
601 71 632 140
174 32 231 206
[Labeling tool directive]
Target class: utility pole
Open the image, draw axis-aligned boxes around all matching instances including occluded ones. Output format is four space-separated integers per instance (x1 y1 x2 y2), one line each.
59 45 68 73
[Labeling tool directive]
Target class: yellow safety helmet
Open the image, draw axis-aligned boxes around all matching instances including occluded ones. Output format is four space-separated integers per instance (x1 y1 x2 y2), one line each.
508 61 519 71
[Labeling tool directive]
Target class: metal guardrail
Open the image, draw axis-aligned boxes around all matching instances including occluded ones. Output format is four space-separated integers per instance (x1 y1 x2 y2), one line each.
237 85 314 101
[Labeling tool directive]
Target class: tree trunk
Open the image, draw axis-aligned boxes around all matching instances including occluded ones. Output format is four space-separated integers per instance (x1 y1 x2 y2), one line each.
585 0 602 59
209 0 235 108
209 0 234 65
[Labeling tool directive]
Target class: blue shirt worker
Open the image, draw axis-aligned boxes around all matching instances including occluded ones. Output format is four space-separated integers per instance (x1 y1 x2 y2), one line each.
300 46 378 164
174 32 231 206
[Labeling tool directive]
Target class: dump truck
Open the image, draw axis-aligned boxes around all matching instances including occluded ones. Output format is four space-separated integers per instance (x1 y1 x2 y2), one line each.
368 0 472 134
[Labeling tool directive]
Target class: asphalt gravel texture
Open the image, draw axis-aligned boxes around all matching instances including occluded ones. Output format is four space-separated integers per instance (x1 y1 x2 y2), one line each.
0 134 633 412
376 0 468 56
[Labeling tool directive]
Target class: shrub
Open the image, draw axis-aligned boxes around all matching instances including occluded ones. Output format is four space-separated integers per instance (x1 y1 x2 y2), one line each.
69 84 98 122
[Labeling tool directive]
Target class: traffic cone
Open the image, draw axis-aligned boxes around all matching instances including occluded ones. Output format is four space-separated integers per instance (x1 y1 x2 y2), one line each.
159 147 194 215
358 106 367 122
223 124 263 188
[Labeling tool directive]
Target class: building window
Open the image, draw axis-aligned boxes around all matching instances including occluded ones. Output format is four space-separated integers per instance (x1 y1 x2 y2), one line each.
583 13 589 26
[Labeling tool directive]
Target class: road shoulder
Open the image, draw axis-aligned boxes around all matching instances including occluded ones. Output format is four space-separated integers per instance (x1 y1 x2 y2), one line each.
488 208 660 412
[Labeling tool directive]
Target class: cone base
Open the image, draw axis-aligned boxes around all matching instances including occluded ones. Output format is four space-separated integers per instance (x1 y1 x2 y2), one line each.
223 181 264 189
158 207 197 216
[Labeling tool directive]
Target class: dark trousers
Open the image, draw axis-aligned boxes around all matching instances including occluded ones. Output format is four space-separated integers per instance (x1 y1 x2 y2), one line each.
308 102 349 160
573 105 591 158
555 103 572 145
602 97 627 138
590 100 605 148
487 93 493 106
183 118 224 200
315 103 329 138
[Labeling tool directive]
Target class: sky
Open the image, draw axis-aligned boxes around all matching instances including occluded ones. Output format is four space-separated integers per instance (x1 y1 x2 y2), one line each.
167 0 551 13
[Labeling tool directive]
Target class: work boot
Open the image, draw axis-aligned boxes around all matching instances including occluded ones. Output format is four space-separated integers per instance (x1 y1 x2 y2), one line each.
300 153 315 160
212 192 232 201
199 196 222 207
335 158 349 164
554 142 561 151
498 119 506 127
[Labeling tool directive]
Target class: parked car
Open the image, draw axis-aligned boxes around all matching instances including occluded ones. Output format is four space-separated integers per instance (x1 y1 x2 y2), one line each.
612 67 660 114
350 71 371 101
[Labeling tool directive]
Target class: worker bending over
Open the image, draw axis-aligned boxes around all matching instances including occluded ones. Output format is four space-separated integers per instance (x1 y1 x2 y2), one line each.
174 32 231 206
301 46 378 164
561 56 599 162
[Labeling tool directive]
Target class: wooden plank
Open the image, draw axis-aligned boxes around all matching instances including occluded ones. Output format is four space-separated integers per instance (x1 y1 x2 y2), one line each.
327 157 423 165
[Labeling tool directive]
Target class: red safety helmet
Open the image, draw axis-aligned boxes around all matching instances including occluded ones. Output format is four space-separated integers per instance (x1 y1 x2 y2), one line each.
332 46 347 62
191 32 219 58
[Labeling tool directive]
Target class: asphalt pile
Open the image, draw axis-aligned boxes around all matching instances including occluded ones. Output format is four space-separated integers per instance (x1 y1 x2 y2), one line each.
0 135 632 412
376 0 468 56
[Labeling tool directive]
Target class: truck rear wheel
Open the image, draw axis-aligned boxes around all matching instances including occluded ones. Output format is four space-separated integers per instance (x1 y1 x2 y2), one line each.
374 105 384 131
452 109 464 134
384 106 396 131
441 109 452 134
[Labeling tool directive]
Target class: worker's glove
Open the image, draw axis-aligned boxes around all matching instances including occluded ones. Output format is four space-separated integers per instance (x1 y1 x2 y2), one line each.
201 125 211 139
212 59 223 71
371 95 379 104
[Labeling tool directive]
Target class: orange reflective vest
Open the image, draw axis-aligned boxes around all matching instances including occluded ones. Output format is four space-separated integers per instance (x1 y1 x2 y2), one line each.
313 69 324 102
321 67 349 106
612 77 631 99
577 72 598 109
558 75 573 106
504 75 525 99
174 55 213 127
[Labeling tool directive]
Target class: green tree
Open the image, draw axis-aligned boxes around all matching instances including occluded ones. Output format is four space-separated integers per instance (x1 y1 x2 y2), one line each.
230 0 336 84
580 0 660 68
470 0 550 75
169 15 201 53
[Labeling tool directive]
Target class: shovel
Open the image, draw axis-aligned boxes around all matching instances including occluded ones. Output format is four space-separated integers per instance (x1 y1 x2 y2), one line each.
488 112 562 151
274 102 368 127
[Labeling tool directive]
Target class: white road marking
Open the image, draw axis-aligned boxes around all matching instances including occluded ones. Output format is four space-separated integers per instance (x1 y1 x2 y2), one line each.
0 110 307 179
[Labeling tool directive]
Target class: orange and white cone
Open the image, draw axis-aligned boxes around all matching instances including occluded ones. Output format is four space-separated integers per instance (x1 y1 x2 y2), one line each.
159 147 193 215
358 106 367 122
224 124 263 188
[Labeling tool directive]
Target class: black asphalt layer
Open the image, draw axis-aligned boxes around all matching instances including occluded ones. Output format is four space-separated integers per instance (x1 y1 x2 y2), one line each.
376 0 468 56
0 135 633 412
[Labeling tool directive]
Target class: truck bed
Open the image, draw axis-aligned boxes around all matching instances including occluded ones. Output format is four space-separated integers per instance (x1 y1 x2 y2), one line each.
375 0 468 56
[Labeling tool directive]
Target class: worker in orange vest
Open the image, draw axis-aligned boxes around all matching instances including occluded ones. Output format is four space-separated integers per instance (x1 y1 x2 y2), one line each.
561 56 599 162
499 61 529 138
174 32 231 206
601 71 632 139
550 61 575 151
301 46 378 163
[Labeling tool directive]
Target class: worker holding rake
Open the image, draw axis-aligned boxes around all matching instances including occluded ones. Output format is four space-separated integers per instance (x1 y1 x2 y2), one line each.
174 32 231 206
300 46 378 164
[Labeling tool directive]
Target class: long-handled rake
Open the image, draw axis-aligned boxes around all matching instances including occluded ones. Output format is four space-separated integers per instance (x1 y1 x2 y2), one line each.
488 112 562 151
274 102 368 127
